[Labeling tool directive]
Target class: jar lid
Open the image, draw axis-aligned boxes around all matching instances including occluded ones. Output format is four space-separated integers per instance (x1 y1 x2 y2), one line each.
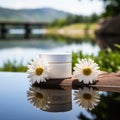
39 53 72 62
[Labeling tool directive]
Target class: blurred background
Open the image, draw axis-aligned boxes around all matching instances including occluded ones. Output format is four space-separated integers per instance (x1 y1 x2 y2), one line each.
0 1 120 120
0 0 120 72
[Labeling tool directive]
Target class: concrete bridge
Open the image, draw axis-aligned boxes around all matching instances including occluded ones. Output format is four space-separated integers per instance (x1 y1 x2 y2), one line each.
0 21 50 39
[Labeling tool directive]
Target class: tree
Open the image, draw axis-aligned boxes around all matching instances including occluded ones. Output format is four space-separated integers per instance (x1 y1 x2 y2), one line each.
79 0 120 17
102 0 120 17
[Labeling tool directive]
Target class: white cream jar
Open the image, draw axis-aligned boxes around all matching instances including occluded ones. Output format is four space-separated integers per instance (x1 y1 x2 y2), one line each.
39 53 72 79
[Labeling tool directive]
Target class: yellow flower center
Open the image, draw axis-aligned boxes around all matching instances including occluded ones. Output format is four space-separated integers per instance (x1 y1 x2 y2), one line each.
35 67 43 75
82 68 92 76
35 92 43 99
83 93 92 100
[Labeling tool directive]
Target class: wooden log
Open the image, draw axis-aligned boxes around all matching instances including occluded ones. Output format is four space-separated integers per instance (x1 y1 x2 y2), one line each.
91 71 120 93
91 72 120 87
33 71 120 93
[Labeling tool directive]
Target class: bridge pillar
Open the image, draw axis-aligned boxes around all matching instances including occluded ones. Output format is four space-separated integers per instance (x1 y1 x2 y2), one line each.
24 24 31 39
0 23 8 39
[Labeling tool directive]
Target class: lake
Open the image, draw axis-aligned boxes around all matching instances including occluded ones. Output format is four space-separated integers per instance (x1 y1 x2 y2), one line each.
0 72 120 120
0 35 100 67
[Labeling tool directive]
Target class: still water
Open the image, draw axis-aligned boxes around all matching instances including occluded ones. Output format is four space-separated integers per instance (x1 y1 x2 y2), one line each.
0 72 120 120
9 29 46 34
0 36 100 67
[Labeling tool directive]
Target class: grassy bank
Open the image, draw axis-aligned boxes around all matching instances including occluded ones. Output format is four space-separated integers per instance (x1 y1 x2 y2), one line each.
0 60 27 72
0 49 120 73
47 23 98 39
72 50 120 72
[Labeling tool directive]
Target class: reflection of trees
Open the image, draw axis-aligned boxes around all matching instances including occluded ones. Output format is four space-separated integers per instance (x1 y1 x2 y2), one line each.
95 35 120 51
92 92 120 120
78 92 120 120
78 113 92 120
44 34 95 45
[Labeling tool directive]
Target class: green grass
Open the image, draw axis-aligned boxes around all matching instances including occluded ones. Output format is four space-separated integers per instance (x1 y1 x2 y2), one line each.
0 49 120 73
47 23 98 39
72 50 120 72
0 60 27 72
60 23 98 31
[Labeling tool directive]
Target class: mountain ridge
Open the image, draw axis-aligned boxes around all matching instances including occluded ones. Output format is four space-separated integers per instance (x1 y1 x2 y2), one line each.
0 7 73 22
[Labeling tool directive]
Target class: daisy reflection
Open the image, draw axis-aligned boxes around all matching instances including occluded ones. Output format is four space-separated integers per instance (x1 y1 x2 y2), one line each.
74 87 100 110
27 86 50 110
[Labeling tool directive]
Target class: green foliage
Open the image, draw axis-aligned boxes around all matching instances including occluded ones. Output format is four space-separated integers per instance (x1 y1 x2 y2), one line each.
51 19 67 27
0 50 120 72
114 44 120 49
0 60 27 72
95 50 120 72
79 0 120 17
51 14 99 27
72 50 120 72
102 0 120 17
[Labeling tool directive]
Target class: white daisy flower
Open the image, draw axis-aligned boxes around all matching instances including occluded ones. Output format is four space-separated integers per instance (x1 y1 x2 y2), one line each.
74 87 100 110
73 58 100 84
27 56 50 84
27 86 50 110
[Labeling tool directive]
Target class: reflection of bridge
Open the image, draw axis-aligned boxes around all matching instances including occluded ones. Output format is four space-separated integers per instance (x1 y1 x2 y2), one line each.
0 21 50 39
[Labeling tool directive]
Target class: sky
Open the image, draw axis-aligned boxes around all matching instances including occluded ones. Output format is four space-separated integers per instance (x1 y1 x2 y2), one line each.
0 0 104 15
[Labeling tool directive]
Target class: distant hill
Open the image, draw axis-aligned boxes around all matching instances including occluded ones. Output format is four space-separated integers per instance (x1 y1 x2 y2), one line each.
0 7 72 23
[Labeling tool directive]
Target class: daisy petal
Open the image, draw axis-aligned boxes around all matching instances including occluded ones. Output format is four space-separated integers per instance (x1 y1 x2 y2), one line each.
73 58 100 84
26 56 50 84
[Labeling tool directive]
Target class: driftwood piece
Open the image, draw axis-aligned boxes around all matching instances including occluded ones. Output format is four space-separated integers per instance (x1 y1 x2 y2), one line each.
33 71 120 93
91 71 120 93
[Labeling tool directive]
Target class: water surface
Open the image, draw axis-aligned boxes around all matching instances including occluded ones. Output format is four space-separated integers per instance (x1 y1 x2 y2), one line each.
0 37 100 66
0 72 120 120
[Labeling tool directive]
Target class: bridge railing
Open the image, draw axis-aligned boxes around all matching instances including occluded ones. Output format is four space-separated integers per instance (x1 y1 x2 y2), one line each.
0 21 50 39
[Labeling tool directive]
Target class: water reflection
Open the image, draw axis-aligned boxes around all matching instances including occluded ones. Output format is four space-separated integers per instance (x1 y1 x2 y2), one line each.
27 86 50 110
89 91 120 120
0 37 99 67
1 72 120 120
27 86 72 112
74 87 100 110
